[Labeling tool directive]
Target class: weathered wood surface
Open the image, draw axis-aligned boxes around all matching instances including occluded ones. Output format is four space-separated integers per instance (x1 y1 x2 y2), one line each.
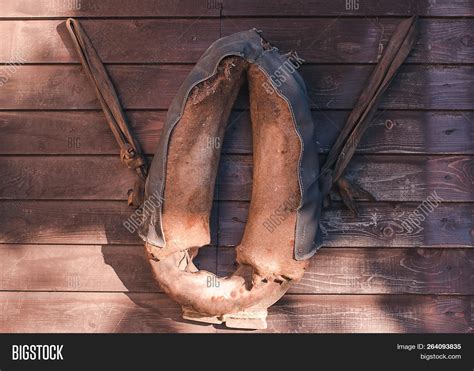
0 155 472 201
219 202 473 248
221 0 474 17
0 201 470 247
0 157 137 200
0 292 470 333
0 201 217 245
0 0 220 18
0 19 221 64
0 0 472 334
218 247 474 294
234 295 473 333
1 0 471 18
1 245 472 295
0 111 164 155
0 110 472 155
0 65 472 109
222 19 474 64
216 155 474 202
0 201 144 245
0 292 217 333
224 110 474 155
1 19 473 63
0 245 216 292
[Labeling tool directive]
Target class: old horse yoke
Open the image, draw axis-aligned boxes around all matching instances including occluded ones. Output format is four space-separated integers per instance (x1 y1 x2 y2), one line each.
66 17 417 329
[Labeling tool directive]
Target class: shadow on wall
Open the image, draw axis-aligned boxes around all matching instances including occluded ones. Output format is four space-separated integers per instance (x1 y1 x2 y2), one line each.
96 199 221 331
101 243 218 333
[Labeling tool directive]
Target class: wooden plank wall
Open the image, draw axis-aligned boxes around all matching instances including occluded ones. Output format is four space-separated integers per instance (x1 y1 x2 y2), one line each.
0 0 472 333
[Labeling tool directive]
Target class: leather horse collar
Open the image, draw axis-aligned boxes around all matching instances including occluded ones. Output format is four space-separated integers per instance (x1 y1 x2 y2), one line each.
66 17 417 329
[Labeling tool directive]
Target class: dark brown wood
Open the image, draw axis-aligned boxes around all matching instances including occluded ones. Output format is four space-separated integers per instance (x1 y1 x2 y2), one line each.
1 0 472 18
221 0 474 17
0 292 218 333
0 201 470 247
0 0 472 334
0 244 216 292
1 0 474 18
0 156 137 200
216 154 474 202
0 0 220 18
226 110 474 155
218 201 473 248
0 65 191 110
217 247 474 294
0 110 471 155
0 19 220 64
0 292 470 333
2 19 472 64
230 295 473 333
309 111 474 155
0 200 216 245
0 155 472 202
298 65 474 110
2 244 471 295
1 65 472 110
222 19 474 64
0 111 164 155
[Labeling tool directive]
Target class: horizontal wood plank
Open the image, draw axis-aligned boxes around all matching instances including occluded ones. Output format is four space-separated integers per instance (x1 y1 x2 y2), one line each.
225 110 474 155
217 247 474 294
0 110 472 155
217 154 474 202
0 111 164 155
0 19 220 64
0 200 216 245
222 18 474 64
0 201 142 244
0 156 137 200
0 244 216 292
0 65 190 110
0 201 471 247
219 201 473 247
1 19 472 63
1 244 472 295
226 295 473 333
0 156 136 200
221 0 474 17
1 0 472 18
0 292 470 333
0 0 220 18
299 65 474 110
0 291 217 333
0 155 472 202
0 65 472 110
